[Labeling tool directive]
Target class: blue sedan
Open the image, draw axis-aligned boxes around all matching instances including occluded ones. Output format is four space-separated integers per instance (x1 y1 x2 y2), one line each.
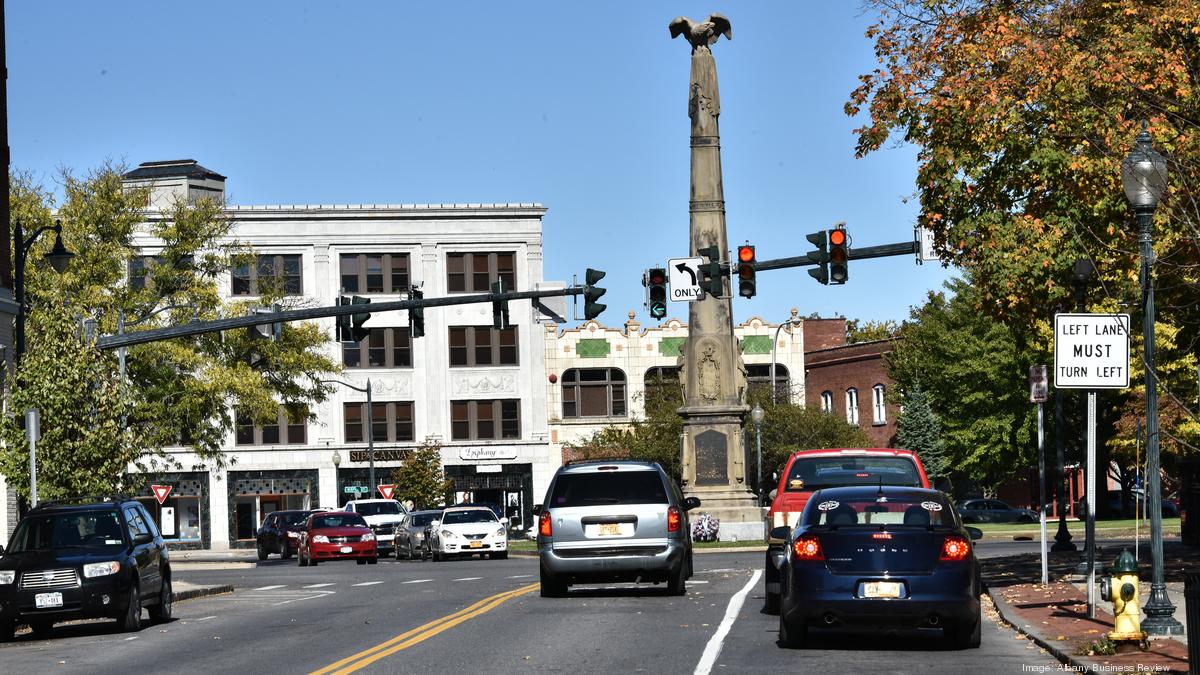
776 485 983 649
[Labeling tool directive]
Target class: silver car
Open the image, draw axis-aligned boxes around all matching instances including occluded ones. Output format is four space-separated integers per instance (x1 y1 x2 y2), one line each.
535 460 700 597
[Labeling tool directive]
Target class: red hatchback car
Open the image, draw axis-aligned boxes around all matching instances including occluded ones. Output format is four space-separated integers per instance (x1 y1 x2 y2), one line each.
298 512 378 566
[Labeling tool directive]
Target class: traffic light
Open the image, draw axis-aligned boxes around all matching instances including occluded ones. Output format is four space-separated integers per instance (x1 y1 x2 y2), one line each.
491 280 510 330
584 268 607 320
806 230 829 285
697 245 723 297
829 224 849 284
336 295 372 342
736 244 756 298
408 286 425 338
644 267 667 319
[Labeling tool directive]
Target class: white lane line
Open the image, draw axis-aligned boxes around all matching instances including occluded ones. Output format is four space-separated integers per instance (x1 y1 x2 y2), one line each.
452 577 483 582
252 584 286 591
272 591 336 607
689 580 710 584
303 583 336 588
352 581 386 587
507 574 532 579
693 570 761 675
402 579 432 584
124 636 138 641
196 616 216 622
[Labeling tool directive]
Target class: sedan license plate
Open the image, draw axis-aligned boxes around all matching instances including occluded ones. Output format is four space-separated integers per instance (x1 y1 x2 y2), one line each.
862 581 901 598
469 541 483 549
340 546 353 554
35 592 63 609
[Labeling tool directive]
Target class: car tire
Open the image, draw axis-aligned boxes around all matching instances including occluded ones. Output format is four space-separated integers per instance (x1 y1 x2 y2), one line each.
298 548 308 566
763 591 780 615
29 620 53 637
406 542 416 561
946 607 982 649
281 544 293 560
539 565 567 598
257 543 269 561
433 549 442 562
149 574 173 623
667 561 687 596
121 582 142 633
778 613 806 649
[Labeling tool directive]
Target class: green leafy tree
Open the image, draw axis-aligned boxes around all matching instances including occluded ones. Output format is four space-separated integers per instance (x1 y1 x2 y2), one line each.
3 164 340 499
391 440 452 510
894 384 950 480
846 319 898 344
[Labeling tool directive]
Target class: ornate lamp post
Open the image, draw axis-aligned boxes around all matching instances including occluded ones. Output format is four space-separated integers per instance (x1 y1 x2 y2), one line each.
13 219 75 361
751 403 765 506
1120 124 1183 636
331 447 342 499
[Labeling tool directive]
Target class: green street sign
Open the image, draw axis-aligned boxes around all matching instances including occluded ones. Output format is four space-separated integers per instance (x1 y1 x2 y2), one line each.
343 485 368 494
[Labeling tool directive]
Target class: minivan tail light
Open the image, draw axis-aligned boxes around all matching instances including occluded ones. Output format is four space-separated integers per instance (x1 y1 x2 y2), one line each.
667 506 682 532
539 510 553 538
792 534 823 560
940 535 970 561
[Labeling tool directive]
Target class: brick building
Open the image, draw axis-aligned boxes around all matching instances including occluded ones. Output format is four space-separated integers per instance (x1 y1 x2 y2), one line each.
803 317 898 448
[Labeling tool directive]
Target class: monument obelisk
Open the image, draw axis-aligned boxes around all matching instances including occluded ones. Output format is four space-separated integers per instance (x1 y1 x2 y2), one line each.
669 13 760 541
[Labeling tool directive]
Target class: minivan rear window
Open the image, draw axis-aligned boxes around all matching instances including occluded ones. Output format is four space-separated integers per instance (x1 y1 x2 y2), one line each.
550 471 669 507
784 456 920 492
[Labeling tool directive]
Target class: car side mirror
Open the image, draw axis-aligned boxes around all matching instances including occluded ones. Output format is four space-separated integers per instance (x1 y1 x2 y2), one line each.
500 517 509 525
133 532 154 546
768 489 778 502
768 526 791 542
683 497 701 511
965 526 983 541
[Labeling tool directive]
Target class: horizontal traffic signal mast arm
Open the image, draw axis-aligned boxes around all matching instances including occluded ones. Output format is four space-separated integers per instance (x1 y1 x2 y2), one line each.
95 286 587 350
755 241 918 272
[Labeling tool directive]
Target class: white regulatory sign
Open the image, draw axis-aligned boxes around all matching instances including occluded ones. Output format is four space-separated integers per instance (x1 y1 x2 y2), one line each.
1053 313 1130 389
667 257 703 302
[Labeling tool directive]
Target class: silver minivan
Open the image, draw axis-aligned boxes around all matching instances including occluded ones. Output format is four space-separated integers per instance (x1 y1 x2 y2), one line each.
535 461 700 597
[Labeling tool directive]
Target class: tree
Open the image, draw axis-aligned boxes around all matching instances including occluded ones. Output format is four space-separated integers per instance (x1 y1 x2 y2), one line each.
894 384 950 480
2 164 340 499
846 319 897 344
391 440 452 510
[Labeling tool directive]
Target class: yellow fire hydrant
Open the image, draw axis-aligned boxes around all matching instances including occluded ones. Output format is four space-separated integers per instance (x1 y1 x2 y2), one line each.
1099 548 1146 644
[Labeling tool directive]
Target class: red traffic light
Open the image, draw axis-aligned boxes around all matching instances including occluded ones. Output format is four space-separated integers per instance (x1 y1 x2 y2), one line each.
648 268 666 285
829 229 846 247
737 245 755 263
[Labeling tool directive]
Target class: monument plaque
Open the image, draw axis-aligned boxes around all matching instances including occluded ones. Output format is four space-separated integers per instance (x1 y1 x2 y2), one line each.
695 430 728 486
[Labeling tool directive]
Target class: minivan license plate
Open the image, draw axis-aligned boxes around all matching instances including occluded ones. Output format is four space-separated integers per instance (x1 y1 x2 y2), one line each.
35 592 63 609
862 582 901 598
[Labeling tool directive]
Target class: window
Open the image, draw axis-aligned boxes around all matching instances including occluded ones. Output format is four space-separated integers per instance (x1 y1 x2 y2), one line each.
820 391 833 413
447 252 515 293
343 402 414 443
873 384 887 425
342 327 413 368
339 253 410 294
846 388 859 426
747 364 789 400
451 399 520 440
235 405 308 445
232 254 303 296
562 368 627 418
448 326 518 366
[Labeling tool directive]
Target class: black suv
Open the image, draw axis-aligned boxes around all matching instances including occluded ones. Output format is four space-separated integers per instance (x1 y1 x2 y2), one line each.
0 497 172 640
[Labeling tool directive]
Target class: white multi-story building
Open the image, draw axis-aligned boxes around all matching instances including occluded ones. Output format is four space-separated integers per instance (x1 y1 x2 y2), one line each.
122 160 556 550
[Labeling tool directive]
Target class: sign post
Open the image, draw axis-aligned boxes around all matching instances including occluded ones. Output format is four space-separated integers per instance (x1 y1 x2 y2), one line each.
1029 365 1049 585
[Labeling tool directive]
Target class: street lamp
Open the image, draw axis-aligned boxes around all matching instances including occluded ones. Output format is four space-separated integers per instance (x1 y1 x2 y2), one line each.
331 447 342 499
13 219 75 361
321 378 376 490
751 403 765 506
1121 124 1182 636
770 311 802 405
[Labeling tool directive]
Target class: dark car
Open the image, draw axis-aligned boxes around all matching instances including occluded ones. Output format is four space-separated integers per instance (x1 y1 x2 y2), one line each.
393 510 442 560
1077 490 1180 519
256 510 314 560
776 486 983 650
297 512 377 566
955 499 1039 524
0 497 173 641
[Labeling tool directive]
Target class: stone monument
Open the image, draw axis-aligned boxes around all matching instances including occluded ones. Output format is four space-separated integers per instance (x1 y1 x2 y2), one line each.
669 13 762 541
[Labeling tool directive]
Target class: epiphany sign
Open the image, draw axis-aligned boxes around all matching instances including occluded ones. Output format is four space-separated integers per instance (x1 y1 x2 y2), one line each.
1053 313 1130 389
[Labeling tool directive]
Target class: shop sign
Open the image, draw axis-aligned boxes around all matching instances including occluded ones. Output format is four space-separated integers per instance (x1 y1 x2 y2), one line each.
459 448 517 462
349 449 410 463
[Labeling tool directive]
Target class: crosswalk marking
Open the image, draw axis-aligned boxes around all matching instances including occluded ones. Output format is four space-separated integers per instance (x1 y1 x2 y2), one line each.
402 579 432 584
352 581 386 587
253 584 286 590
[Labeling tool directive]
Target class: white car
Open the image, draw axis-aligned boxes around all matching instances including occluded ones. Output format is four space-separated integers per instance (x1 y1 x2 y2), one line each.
430 506 508 560
341 499 408 556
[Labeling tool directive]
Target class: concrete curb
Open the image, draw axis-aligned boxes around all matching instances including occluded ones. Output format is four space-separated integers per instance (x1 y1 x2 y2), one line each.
173 584 235 602
986 586 1090 670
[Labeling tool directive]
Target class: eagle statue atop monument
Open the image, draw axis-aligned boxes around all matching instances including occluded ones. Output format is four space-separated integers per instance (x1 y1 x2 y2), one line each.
669 13 732 52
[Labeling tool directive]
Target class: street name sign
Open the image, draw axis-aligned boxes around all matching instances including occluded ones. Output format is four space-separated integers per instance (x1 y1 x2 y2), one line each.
1053 313 1130 389
667 257 703 302
343 485 368 494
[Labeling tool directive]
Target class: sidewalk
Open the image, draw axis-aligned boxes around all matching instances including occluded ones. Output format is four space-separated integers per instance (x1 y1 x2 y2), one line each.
982 541 1195 674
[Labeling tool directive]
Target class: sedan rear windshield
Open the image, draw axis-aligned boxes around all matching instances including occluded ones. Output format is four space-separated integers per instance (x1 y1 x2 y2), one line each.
784 456 921 492
8 511 126 552
802 494 955 528
312 515 368 529
355 502 402 516
411 513 440 527
549 471 669 507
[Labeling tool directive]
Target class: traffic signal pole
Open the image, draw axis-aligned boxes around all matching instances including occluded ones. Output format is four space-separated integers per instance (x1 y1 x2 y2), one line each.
95 285 590 350
755 240 918 273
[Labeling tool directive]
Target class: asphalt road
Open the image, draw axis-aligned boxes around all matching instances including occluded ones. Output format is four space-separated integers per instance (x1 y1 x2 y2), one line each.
0 550 1066 674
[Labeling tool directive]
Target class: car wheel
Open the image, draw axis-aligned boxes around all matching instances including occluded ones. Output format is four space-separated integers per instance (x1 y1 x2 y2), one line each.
257 543 269 561
121 582 142 633
667 561 687 596
764 591 780 615
539 565 567 598
281 543 293 560
149 573 173 623
298 547 308 566
946 607 982 649
433 549 442 562
29 620 53 637
778 612 806 649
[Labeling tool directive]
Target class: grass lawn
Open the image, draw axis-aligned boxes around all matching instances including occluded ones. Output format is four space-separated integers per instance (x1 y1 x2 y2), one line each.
972 517 1180 534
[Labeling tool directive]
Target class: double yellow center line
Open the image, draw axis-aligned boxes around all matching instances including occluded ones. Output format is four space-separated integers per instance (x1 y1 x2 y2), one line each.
309 582 540 675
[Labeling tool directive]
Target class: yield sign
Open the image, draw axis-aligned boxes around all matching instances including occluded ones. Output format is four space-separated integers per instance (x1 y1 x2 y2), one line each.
151 484 173 505
377 484 395 500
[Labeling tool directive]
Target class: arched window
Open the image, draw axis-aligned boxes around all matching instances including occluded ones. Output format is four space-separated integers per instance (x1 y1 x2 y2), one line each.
845 388 859 426
820 391 833 413
873 384 887 424
562 368 627 418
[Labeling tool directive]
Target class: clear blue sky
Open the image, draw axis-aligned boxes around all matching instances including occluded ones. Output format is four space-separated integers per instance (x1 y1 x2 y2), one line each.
7 1 954 327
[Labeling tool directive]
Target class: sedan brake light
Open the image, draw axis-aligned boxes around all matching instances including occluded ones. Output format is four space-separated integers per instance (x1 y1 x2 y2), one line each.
940 535 970 561
539 510 553 537
667 505 682 533
792 534 823 560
